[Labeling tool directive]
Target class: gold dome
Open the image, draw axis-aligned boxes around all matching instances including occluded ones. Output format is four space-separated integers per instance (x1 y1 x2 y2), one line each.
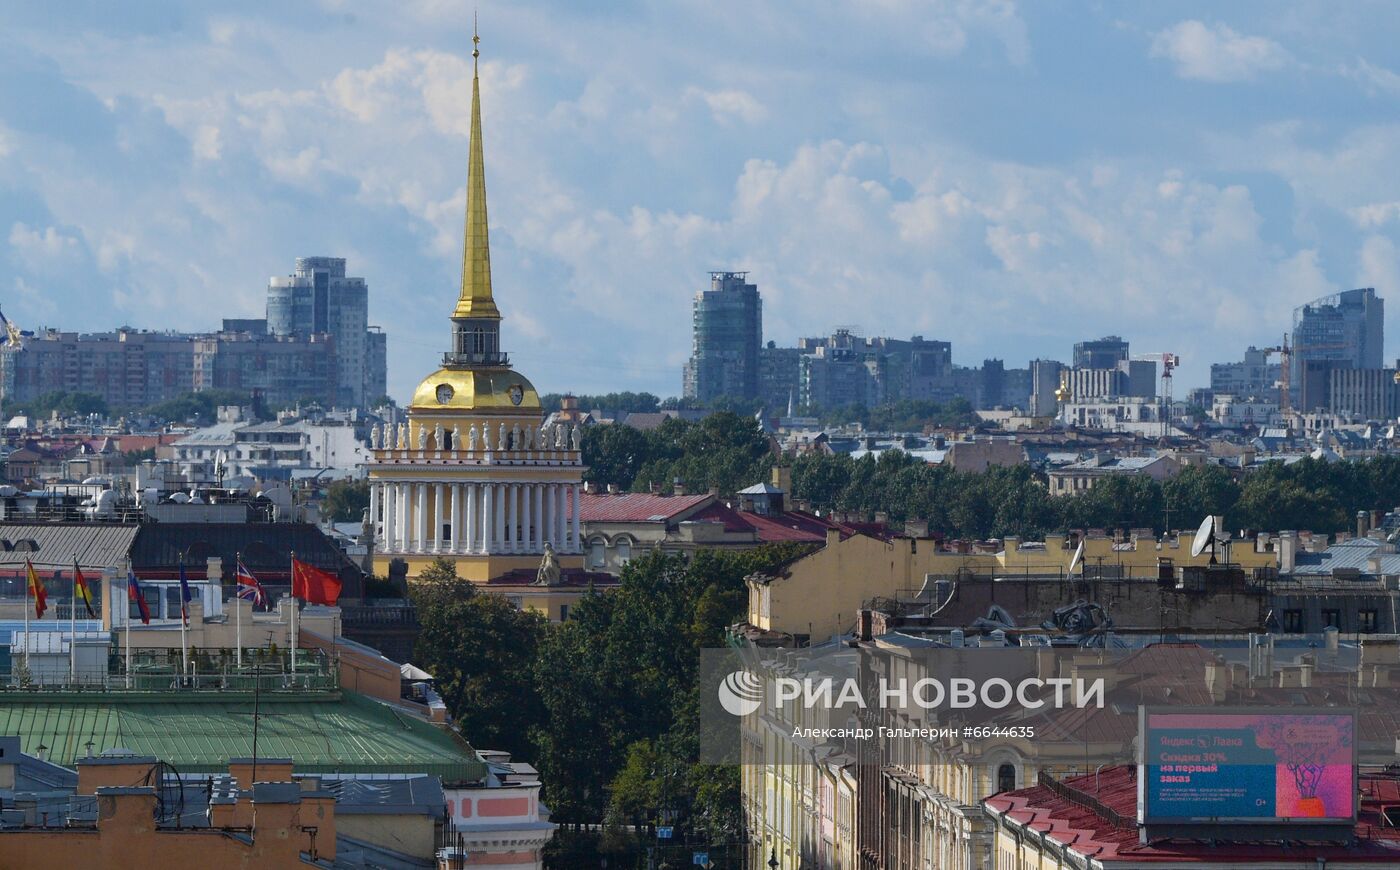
409 367 542 414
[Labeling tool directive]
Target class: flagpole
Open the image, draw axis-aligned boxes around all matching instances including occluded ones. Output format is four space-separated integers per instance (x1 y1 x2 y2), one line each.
235 552 243 668
290 551 298 675
70 554 76 685
123 560 131 690
179 558 188 685
23 562 30 675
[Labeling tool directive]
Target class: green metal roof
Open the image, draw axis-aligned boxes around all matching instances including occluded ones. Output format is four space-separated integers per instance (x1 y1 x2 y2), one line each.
0 690 486 783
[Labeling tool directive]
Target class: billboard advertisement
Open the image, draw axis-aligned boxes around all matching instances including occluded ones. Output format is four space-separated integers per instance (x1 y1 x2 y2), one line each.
1139 708 1356 824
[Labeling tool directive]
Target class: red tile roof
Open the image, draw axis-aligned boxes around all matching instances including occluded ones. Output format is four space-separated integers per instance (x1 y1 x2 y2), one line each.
574 492 714 523
986 766 1400 863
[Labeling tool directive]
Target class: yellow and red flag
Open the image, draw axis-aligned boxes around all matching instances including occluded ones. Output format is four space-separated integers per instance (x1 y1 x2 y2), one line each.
73 560 95 618
25 559 47 619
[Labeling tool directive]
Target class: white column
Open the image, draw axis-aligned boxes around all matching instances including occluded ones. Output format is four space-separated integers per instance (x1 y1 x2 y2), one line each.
522 484 533 553
450 483 461 553
369 482 381 547
555 484 565 549
483 484 495 553
433 483 445 553
415 483 427 552
533 484 544 551
382 483 395 553
496 483 506 551
543 484 554 547
509 481 520 549
396 483 408 552
464 484 476 553
570 484 580 553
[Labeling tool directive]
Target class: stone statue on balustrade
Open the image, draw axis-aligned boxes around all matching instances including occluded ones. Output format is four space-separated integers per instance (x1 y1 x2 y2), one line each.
434 423 444 451
468 423 478 450
496 422 507 451
370 424 381 449
571 425 582 451
397 423 407 449
452 424 461 451
417 425 427 450
555 424 565 449
534 542 561 586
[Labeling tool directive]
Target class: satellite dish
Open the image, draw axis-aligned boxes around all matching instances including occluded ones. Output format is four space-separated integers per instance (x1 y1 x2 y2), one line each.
1190 515 1216 560
1068 539 1084 574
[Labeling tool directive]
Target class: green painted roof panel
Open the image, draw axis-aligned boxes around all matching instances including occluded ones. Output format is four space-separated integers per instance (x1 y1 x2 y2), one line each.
0 691 485 783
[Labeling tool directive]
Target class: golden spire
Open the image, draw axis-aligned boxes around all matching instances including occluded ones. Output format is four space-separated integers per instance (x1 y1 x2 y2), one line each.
454 16 500 320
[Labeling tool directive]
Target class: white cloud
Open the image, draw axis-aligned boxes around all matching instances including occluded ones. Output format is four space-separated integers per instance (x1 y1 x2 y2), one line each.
1357 235 1400 293
9 222 78 258
192 125 222 161
1150 20 1288 82
1342 58 1400 96
686 87 768 125
1350 201 1400 228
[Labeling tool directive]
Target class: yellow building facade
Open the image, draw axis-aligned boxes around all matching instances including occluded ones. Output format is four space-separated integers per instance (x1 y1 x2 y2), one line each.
367 37 584 585
748 530 1282 640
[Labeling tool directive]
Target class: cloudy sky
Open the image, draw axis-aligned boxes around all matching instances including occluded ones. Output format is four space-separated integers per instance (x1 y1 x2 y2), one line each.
4 1 1400 401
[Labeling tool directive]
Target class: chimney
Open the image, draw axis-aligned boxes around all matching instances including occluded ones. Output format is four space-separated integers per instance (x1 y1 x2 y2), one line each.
673 477 685 496
1359 510 1370 539
607 484 619 494
1278 531 1297 574
857 610 873 642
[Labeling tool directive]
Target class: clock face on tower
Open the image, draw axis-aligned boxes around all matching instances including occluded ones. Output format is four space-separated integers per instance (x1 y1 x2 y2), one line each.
436 384 455 404
509 384 524 406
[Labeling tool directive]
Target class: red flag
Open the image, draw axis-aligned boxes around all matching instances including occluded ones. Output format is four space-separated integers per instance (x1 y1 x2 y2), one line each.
292 557 343 606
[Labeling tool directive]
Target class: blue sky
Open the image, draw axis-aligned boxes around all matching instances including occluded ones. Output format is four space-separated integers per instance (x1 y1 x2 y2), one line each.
5 1 1400 402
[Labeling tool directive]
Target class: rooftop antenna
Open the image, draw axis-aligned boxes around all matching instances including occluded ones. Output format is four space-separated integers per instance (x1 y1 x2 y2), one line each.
1190 515 1218 565
1068 538 1085 577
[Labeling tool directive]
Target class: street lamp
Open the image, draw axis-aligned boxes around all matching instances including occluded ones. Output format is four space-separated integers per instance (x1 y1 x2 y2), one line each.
768 848 779 870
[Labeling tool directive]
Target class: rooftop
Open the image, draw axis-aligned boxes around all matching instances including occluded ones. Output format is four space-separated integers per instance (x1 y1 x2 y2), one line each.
986 765 1400 863
0 689 486 783
575 491 713 523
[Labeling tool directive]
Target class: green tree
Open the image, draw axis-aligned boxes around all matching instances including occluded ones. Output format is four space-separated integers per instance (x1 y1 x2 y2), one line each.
409 559 547 761
322 479 370 522
582 423 655 490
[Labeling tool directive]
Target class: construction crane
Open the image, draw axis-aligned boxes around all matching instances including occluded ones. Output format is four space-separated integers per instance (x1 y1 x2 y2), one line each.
1130 352 1180 439
1261 333 1349 428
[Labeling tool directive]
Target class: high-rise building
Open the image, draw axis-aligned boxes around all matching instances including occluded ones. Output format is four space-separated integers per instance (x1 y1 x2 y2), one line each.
0 325 337 413
1029 359 1065 416
758 342 802 413
192 327 337 409
1293 288 1385 411
1210 347 1281 401
1072 336 1129 370
366 327 388 405
268 256 385 408
1329 364 1400 420
683 272 762 403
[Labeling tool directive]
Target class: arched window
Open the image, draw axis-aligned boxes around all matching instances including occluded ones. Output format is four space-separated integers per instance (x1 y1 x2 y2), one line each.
588 538 606 568
996 763 1016 794
616 538 632 564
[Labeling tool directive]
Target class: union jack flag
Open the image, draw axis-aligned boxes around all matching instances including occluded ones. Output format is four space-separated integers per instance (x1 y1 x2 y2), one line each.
235 558 267 607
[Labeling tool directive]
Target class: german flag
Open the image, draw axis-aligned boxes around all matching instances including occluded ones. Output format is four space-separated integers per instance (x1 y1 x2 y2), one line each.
73 560 95 618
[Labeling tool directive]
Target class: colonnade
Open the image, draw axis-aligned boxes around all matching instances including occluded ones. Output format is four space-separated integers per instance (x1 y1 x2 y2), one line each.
370 480 581 554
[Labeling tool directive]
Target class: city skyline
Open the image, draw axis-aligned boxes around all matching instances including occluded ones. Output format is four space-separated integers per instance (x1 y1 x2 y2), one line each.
8 4 1400 401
